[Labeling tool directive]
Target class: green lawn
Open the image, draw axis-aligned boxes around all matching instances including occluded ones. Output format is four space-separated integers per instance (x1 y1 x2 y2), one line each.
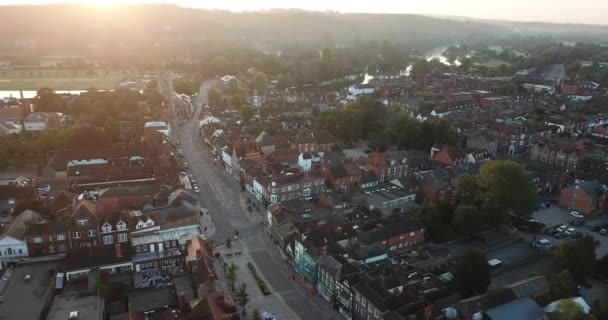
478 59 511 68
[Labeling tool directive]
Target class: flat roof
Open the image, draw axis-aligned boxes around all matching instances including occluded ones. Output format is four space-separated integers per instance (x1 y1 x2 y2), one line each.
47 292 104 320
0 261 60 320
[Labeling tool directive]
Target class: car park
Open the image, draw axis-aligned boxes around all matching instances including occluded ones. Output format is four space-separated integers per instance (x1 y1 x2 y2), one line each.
570 211 584 218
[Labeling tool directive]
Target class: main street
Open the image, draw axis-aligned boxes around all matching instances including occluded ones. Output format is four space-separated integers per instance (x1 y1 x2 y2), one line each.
175 80 343 320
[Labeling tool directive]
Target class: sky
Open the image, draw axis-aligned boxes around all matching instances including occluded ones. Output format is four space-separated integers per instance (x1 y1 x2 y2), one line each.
3 0 608 25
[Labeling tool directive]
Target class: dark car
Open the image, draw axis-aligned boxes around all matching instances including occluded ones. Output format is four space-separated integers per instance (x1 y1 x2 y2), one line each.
591 225 603 232
546 228 559 236
570 231 583 239
539 202 551 209
570 219 585 226
555 232 568 239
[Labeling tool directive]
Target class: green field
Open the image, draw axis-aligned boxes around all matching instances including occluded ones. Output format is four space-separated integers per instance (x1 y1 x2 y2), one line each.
0 69 132 90
478 59 511 68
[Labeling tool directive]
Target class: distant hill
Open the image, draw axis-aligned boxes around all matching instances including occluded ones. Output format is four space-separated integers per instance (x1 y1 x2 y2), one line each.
0 5 509 52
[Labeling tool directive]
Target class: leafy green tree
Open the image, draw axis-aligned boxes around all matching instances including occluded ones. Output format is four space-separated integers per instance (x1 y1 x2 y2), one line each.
592 296 608 320
251 309 262 320
276 74 292 90
410 59 431 78
453 174 479 205
550 299 597 320
230 93 246 107
453 251 491 297
552 235 596 282
226 262 238 290
208 88 222 106
173 78 198 96
433 119 458 145
33 88 66 112
452 205 485 236
252 72 268 93
551 270 578 300
240 105 255 122
236 282 250 315
477 160 538 216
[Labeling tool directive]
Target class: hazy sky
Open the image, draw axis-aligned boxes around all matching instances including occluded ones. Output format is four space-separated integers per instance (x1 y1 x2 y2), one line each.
4 0 608 25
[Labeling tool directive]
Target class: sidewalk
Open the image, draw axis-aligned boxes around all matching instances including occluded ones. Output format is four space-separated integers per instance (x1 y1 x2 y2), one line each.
199 208 216 239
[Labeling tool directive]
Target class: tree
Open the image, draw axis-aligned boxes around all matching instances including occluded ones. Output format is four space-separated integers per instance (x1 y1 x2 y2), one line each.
550 270 578 300
240 105 255 122
433 119 458 145
410 59 431 78
477 160 539 216
104 118 121 142
550 299 597 320
251 309 262 320
453 174 479 205
230 93 246 107
208 88 221 106
226 263 238 290
236 282 250 315
453 251 491 297
173 78 198 96
552 235 596 282
452 205 485 236
33 88 66 112
252 72 268 93
592 296 608 320
67 126 111 149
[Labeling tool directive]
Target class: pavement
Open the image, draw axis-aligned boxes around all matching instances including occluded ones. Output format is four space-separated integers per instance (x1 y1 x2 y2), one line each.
176 80 341 320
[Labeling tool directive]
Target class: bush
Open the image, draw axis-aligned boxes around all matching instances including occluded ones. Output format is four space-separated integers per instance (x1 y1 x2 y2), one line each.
247 262 271 295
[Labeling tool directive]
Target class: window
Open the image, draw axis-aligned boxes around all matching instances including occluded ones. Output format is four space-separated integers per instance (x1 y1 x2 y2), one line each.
87 230 96 237
102 224 112 233
58 244 65 252
33 236 42 243
49 246 55 253
57 234 65 241
117 222 127 231
49 235 53 242
143 245 148 252
172 240 176 246
73 231 81 239
77 219 88 226
118 233 127 243
136 246 141 253
18 249 22 254
103 235 113 245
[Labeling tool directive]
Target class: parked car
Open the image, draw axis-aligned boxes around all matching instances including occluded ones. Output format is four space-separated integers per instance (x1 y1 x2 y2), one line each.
183 162 189 169
570 211 584 218
193 187 200 194
571 231 583 239
570 219 585 226
591 225 604 232
601 229 608 236
555 232 568 239
557 225 568 232
546 228 559 236
539 202 551 209
565 227 576 235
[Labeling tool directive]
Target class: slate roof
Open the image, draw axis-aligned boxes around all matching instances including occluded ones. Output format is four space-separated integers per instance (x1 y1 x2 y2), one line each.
484 297 547 320
579 180 605 201
2 209 44 240
357 221 425 245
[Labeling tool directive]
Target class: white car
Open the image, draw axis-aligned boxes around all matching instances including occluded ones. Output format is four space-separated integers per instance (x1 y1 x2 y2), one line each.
557 225 568 232
565 227 576 235
570 211 584 218
193 187 200 194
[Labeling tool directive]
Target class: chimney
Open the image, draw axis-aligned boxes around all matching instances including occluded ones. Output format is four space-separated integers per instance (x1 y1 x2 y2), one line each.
115 244 122 258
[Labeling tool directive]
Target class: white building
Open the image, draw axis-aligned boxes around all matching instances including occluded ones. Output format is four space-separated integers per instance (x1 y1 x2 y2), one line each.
0 210 44 265
298 152 321 172
348 85 375 96
144 121 171 137
24 112 64 132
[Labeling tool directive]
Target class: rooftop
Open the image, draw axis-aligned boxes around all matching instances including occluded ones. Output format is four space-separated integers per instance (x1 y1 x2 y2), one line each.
128 286 177 313
47 292 104 320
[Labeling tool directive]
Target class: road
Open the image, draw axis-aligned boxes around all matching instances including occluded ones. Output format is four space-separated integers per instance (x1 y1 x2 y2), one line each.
178 80 343 320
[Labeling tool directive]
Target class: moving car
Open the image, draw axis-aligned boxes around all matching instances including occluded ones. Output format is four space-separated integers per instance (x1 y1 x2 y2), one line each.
570 211 584 218
193 187 200 194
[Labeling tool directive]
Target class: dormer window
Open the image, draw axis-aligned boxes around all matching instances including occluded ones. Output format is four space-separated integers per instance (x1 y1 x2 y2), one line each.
117 221 127 231
101 223 112 233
